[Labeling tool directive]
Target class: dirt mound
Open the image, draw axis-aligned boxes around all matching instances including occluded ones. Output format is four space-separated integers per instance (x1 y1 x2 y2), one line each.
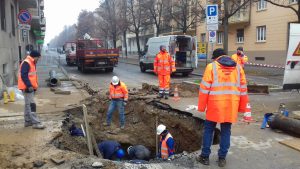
53 93 219 159
138 83 199 98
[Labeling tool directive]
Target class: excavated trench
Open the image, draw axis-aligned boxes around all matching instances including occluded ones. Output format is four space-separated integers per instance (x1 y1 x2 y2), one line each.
52 93 220 160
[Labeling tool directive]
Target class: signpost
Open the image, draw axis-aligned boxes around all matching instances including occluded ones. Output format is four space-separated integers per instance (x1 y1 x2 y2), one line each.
206 4 219 65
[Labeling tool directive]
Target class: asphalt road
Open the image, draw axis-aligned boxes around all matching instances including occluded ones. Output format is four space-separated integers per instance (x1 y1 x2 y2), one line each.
54 53 201 91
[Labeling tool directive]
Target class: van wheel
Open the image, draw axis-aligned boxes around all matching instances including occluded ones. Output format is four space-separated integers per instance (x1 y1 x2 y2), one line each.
182 72 189 77
140 63 146 73
105 67 114 72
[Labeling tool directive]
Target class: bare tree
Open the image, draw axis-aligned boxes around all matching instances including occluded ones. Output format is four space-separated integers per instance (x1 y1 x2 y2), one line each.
254 0 300 22
166 0 204 34
144 0 164 36
49 24 77 47
127 0 150 54
220 0 252 53
76 10 97 39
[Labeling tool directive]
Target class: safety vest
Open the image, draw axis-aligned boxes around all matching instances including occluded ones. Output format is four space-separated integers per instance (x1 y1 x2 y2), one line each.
154 52 176 75
160 133 174 159
109 82 128 100
18 56 38 90
231 54 248 67
198 56 248 123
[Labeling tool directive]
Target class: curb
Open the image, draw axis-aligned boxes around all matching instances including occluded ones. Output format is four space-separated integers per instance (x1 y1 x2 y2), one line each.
118 59 139 66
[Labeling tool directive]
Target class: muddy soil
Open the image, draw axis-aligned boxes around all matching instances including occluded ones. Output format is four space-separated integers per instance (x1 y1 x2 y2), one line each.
53 93 218 159
137 83 199 98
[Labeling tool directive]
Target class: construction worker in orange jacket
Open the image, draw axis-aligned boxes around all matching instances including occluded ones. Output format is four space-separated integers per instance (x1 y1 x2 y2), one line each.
18 50 45 129
231 47 248 68
197 48 248 167
153 45 176 99
156 124 175 160
104 76 128 129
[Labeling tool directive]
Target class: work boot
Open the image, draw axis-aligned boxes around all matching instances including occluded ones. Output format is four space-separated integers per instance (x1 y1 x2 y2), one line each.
164 94 169 100
218 158 226 167
24 123 32 127
196 155 209 165
120 125 125 129
157 94 163 99
32 123 46 129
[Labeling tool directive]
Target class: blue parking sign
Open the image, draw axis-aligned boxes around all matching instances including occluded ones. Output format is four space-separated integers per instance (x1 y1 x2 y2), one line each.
207 5 217 16
206 5 219 25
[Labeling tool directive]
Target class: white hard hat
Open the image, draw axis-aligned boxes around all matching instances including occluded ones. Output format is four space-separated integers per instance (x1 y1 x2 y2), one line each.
127 146 133 154
111 76 120 85
156 124 166 135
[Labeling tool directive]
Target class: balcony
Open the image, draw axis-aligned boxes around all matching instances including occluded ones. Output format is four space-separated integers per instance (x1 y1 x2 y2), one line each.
19 0 37 9
228 7 250 24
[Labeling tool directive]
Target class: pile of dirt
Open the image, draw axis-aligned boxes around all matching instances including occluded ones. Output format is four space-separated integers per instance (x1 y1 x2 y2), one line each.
138 83 199 98
53 92 220 159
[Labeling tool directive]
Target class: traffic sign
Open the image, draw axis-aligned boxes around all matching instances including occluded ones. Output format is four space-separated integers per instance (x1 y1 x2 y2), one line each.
18 23 31 30
207 24 218 31
292 42 300 56
209 31 216 43
17 10 32 24
206 5 218 25
22 29 28 38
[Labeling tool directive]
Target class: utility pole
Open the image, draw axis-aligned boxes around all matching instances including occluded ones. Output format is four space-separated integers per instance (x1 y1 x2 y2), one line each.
224 0 229 54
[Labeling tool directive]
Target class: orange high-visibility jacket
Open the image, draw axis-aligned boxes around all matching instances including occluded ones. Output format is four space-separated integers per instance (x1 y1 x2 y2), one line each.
18 56 38 90
231 54 248 66
160 133 174 159
109 82 128 100
198 56 248 123
154 51 176 75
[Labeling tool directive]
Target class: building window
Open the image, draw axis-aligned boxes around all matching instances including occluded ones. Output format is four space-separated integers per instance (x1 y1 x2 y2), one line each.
256 26 266 42
237 29 244 43
0 0 6 31
3 63 8 75
217 32 223 44
11 4 15 36
201 33 206 43
257 0 267 11
289 0 298 4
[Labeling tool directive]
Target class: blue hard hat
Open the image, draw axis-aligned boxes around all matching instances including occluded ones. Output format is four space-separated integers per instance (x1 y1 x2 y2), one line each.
116 149 125 159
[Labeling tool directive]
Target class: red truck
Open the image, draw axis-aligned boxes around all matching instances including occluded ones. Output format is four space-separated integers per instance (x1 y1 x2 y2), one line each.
63 41 77 66
76 39 119 73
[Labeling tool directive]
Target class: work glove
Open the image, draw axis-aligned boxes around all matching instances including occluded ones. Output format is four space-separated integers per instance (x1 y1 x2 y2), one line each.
123 101 128 106
26 87 34 93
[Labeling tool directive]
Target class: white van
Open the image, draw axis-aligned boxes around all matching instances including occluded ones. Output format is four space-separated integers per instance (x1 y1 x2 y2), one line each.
139 35 197 76
283 23 300 90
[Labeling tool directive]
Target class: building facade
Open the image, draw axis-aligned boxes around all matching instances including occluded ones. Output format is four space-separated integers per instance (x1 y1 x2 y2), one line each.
197 0 298 66
0 0 45 87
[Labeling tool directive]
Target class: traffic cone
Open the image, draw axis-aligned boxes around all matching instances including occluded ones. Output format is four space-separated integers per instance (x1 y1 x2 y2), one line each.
243 103 255 122
172 85 180 101
9 90 15 102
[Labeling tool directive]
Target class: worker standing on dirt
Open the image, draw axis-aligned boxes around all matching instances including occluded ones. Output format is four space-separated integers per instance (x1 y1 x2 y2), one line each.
104 76 128 129
197 48 248 167
154 45 176 99
127 145 151 161
98 140 125 160
231 47 248 68
156 124 175 160
18 51 45 129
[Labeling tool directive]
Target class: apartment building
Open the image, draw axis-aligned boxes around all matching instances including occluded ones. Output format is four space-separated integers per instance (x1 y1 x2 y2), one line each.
0 0 45 87
197 0 298 65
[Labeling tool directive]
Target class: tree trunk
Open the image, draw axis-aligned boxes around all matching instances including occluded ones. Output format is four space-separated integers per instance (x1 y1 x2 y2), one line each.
123 31 128 57
156 25 160 37
135 31 141 55
298 1 300 23
113 33 117 48
223 0 229 54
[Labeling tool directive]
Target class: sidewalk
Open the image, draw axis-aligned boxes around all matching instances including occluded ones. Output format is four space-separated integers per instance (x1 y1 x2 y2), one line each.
0 51 91 168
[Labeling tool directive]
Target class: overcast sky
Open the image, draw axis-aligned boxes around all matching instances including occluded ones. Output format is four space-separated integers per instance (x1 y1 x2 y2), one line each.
44 0 100 43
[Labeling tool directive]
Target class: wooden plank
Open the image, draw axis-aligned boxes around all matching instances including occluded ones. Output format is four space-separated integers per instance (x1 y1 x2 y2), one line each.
82 104 93 155
91 132 103 158
279 139 300 152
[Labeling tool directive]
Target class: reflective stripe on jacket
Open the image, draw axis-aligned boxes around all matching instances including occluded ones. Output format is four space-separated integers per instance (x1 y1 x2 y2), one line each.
160 133 174 159
109 82 128 100
154 51 176 75
198 56 248 123
231 54 248 67
18 56 38 90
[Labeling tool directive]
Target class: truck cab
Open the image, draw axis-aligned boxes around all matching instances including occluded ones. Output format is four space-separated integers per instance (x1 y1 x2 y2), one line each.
64 41 77 66
139 35 197 76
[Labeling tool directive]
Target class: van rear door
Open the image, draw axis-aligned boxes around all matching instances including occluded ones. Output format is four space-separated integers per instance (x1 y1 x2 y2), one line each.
283 23 300 90
191 36 198 68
